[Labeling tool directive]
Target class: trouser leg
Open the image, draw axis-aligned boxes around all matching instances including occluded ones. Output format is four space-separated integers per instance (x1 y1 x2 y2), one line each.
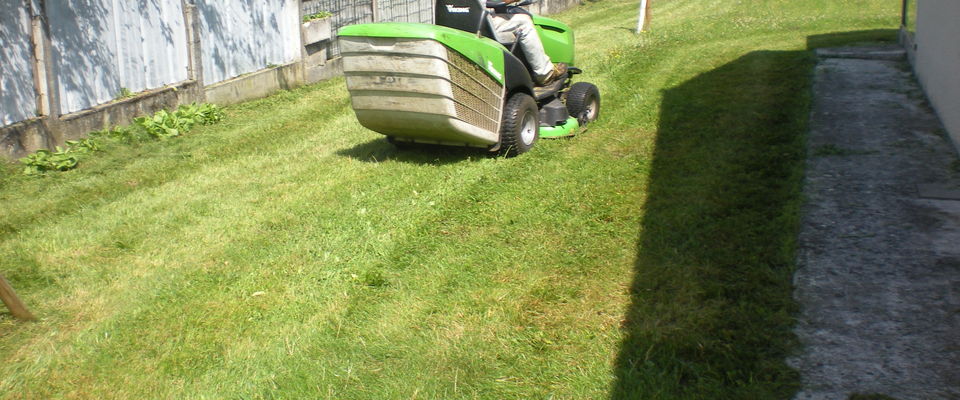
490 13 553 79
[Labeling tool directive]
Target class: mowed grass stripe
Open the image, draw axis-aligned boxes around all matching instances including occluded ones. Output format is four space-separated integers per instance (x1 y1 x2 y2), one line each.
1 0 899 398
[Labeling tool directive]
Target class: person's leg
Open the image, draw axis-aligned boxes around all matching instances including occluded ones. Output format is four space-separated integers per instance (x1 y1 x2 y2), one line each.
489 14 553 80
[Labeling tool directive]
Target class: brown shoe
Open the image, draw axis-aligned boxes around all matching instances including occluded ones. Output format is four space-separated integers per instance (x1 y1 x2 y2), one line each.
537 63 568 86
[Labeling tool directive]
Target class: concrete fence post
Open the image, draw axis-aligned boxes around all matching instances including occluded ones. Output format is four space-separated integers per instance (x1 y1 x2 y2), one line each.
182 0 206 103
29 0 62 148
27 0 50 117
298 0 307 60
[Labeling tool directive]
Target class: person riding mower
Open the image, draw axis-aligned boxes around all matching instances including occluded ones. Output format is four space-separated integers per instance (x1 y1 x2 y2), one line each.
338 0 600 156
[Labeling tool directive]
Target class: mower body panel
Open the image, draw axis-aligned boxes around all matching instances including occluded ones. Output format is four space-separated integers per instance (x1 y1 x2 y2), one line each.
539 116 579 138
340 24 512 146
532 15 575 65
339 23 507 84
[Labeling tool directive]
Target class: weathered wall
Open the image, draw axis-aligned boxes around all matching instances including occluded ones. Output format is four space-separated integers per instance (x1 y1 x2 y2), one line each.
0 80 202 158
0 3 37 125
907 0 960 151
46 0 190 114
196 0 301 85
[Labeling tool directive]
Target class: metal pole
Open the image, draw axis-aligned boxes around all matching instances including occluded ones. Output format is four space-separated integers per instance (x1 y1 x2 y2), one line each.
900 0 908 27
636 0 650 33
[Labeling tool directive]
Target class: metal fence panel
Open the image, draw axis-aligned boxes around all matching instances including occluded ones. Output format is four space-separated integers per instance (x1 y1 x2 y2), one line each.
196 0 302 85
47 0 190 114
378 0 432 23
302 0 432 57
1 2 37 125
4 0 443 126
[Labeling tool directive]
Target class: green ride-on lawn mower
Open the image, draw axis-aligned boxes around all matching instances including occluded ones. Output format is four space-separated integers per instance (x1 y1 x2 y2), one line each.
338 0 600 156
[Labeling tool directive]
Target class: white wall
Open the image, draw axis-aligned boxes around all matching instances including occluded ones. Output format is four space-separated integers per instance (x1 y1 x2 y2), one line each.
913 0 960 149
196 0 301 85
46 0 190 114
1 3 37 125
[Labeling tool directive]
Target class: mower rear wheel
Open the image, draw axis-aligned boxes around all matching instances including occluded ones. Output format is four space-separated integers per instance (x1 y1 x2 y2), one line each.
498 92 540 156
566 82 601 125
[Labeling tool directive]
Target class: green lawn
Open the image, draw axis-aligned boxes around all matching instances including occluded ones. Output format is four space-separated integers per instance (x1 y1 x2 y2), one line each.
0 0 898 398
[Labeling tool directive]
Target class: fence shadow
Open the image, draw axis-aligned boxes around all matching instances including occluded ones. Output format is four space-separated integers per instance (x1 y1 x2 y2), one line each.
45 0 188 113
609 29 897 399
0 7 40 126
44 1 112 112
196 0 306 84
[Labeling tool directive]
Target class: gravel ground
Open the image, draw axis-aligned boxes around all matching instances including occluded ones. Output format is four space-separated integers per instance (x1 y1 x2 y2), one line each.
789 46 960 400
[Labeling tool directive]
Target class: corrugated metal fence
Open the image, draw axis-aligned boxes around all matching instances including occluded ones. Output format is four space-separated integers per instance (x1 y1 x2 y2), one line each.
46 0 190 114
2 0 434 128
196 0 302 85
1 2 37 126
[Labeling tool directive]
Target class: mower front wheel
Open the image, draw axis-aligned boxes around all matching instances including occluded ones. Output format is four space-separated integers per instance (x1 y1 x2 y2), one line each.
566 82 601 125
497 93 539 157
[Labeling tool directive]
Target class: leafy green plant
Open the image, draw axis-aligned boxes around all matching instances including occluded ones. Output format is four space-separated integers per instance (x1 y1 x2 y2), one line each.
134 109 185 139
20 103 225 175
133 103 224 139
19 137 102 174
302 11 332 22
20 148 79 174
89 125 144 143
180 102 225 125
117 87 135 100
65 138 101 154
359 270 389 288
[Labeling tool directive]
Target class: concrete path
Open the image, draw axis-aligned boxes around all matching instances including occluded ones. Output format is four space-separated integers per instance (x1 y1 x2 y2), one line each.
789 46 960 399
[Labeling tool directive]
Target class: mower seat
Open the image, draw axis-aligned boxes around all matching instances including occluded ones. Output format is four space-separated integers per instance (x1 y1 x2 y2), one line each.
435 0 499 41
436 0 548 78
434 0 528 50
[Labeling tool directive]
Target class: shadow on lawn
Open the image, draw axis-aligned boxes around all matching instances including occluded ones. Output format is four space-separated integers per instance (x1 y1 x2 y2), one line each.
337 137 491 165
609 30 897 399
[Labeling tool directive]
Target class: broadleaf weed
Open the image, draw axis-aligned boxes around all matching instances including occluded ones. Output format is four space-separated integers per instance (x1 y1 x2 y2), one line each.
21 103 225 175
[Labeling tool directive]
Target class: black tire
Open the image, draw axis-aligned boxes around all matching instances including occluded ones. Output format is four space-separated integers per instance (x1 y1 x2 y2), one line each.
498 93 539 156
565 82 601 125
